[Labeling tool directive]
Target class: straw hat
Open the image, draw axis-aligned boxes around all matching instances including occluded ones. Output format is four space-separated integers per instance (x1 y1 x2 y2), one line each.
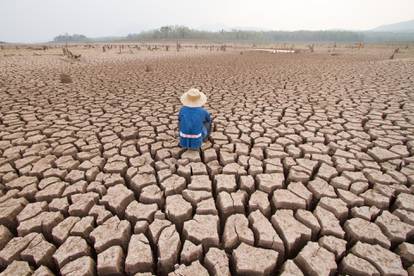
180 88 207 107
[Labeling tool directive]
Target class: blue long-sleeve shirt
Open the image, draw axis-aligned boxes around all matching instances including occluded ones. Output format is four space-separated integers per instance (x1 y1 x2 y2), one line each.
178 106 211 149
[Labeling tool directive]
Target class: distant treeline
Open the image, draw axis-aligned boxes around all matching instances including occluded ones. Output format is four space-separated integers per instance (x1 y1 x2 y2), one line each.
53 26 414 43
126 26 364 42
53 33 90 43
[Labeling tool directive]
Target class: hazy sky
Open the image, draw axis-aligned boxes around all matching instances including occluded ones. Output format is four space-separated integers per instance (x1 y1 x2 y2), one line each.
1 0 413 42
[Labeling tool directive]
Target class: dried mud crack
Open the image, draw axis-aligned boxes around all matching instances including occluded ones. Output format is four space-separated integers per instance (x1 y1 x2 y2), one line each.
0 46 414 275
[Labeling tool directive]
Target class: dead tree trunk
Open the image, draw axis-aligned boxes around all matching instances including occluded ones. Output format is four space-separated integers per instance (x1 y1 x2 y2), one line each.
390 48 399 60
308 44 314 53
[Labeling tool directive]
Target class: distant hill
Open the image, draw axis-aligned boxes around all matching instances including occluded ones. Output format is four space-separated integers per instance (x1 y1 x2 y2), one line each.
372 19 414 33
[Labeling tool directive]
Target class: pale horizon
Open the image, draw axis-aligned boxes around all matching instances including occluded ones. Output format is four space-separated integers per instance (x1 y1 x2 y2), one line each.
1 0 413 43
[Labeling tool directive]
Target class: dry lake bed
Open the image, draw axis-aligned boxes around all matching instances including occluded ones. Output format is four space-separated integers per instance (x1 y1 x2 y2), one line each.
0 44 414 275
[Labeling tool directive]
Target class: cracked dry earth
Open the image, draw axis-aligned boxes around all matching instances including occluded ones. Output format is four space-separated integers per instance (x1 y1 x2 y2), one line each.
0 47 414 276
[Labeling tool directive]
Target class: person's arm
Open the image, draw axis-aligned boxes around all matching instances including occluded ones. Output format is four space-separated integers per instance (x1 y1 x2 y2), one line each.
204 109 212 135
178 108 182 136
204 109 211 123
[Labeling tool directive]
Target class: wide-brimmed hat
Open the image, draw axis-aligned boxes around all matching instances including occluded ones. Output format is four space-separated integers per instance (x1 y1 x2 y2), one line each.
180 88 207 107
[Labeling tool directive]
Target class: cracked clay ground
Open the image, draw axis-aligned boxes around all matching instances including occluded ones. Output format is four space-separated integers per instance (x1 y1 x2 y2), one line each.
0 46 414 275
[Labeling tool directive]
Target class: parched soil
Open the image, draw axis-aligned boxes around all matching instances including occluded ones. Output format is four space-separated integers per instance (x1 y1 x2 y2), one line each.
0 46 414 275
